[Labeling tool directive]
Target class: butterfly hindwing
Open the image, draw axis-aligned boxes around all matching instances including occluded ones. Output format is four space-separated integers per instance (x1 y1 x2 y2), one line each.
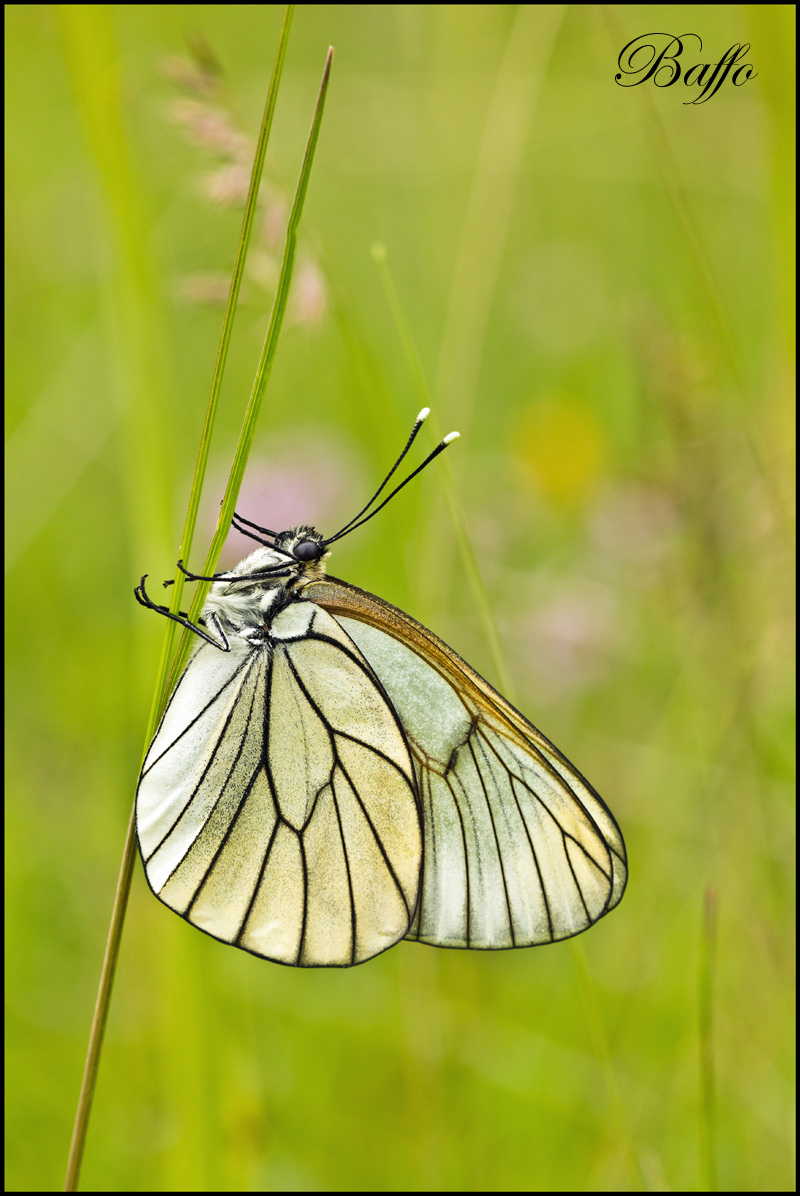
307 577 628 950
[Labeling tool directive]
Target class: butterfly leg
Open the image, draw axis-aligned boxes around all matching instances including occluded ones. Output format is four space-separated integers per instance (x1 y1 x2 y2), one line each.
134 576 231 651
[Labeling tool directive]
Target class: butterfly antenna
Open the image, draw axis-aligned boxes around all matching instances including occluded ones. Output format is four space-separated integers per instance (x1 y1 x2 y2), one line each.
230 513 299 558
325 408 432 542
232 512 282 537
324 430 459 544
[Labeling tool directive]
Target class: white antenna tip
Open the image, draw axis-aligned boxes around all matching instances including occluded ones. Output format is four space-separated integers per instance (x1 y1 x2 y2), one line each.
443 431 460 444
416 407 430 423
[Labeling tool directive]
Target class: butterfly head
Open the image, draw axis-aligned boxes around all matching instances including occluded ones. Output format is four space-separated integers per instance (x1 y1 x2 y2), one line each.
275 526 329 577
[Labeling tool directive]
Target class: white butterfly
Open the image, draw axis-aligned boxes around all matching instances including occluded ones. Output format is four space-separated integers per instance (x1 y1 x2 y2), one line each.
135 411 626 967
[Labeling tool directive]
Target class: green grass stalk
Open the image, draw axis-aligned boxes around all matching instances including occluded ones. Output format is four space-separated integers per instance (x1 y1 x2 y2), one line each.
61 15 338 1191
152 4 295 721
698 888 719 1191
570 940 644 1189
371 242 516 702
163 43 334 698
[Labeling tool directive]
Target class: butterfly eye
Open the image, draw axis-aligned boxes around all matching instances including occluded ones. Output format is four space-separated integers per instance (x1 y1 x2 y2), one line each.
293 539 322 562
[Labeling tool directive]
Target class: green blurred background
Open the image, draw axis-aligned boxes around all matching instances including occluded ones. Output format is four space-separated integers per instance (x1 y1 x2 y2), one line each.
6 5 794 1191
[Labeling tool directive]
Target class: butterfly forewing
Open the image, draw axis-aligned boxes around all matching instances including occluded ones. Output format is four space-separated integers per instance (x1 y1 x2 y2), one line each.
307 577 628 950
136 601 422 967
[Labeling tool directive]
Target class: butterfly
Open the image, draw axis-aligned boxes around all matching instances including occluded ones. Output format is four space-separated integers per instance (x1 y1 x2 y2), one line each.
135 409 627 967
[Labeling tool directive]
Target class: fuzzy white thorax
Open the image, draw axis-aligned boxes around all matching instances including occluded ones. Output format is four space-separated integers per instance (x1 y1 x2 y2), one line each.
201 535 328 638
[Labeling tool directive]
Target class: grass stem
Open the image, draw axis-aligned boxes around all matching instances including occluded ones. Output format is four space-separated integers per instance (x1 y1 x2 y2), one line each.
61 14 339 1190
698 888 719 1191
371 242 516 701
